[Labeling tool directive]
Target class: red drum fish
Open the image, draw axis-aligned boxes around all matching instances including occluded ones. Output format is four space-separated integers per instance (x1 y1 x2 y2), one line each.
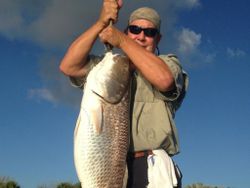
74 51 130 188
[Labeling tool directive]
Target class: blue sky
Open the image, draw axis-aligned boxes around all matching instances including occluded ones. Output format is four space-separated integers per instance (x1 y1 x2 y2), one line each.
0 0 249 188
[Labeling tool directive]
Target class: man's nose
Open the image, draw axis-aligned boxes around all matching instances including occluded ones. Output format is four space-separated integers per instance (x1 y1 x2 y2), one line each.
137 31 146 40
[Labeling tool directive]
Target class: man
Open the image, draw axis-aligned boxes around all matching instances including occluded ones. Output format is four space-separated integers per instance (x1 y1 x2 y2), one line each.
60 0 188 187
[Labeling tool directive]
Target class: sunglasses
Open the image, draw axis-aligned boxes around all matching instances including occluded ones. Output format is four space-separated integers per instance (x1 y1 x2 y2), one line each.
128 25 159 38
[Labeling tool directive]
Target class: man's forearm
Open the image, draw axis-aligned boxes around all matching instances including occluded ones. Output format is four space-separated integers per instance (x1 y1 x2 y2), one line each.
59 21 105 77
120 36 174 92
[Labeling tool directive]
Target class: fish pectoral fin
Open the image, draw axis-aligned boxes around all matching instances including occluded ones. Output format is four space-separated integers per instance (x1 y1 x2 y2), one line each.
89 102 103 135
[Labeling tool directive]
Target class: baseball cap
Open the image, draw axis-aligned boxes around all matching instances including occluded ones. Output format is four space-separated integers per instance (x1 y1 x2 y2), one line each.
129 7 161 31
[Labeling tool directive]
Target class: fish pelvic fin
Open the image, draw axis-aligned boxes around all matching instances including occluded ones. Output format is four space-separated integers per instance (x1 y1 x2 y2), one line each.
89 100 103 135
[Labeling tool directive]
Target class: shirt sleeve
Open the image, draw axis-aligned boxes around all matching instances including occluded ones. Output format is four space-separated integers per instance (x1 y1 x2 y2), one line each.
158 54 187 101
69 55 102 89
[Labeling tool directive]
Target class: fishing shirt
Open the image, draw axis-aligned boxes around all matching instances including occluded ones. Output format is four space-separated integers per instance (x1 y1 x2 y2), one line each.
129 54 188 156
70 54 188 156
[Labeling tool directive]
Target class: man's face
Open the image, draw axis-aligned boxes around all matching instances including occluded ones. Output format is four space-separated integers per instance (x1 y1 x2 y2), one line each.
127 19 161 53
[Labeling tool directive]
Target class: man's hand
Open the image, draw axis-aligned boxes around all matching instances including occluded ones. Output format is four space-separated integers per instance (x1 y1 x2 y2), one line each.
98 0 122 27
99 26 126 48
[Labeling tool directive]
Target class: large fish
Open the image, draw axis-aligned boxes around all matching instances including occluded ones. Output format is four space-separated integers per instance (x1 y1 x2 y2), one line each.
74 51 130 188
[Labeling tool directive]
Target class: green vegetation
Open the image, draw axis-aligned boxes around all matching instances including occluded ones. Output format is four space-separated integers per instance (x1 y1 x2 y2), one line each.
56 182 81 188
1 176 232 188
185 182 229 188
0 177 82 188
0 177 20 188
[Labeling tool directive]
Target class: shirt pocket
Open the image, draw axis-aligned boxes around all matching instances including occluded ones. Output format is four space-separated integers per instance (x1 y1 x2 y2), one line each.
134 72 154 103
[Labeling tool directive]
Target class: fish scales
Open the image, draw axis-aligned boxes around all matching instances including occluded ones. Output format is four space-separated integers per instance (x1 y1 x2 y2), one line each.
74 52 130 188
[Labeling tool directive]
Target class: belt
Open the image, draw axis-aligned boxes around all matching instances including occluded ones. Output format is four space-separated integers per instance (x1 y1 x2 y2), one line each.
128 150 153 158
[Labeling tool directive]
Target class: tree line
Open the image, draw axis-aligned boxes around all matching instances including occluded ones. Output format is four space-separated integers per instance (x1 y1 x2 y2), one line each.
0 177 230 188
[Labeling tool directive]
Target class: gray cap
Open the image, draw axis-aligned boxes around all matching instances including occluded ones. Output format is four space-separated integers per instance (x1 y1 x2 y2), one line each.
129 7 161 31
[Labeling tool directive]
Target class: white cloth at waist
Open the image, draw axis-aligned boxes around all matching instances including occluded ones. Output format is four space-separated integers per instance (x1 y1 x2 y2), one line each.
147 149 178 188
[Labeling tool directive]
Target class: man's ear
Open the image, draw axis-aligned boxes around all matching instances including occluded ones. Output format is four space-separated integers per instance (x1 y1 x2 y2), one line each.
117 0 123 9
124 27 128 34
156 33 162 45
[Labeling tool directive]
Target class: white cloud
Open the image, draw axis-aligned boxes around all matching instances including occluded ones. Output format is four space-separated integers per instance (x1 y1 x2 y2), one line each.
185 0 201 8
177 28 201 55
203 53 216 63
175 28 217 67
27 54 82 107
174 0 201 9
28 88 57 103
0 0 101 48
0 0 201 49
1 0 205 106
227 48 246 58
0 0 24 39
26 0 101 48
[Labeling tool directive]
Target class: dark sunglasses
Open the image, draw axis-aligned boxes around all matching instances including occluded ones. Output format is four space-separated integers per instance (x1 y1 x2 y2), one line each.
128 25 159 38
